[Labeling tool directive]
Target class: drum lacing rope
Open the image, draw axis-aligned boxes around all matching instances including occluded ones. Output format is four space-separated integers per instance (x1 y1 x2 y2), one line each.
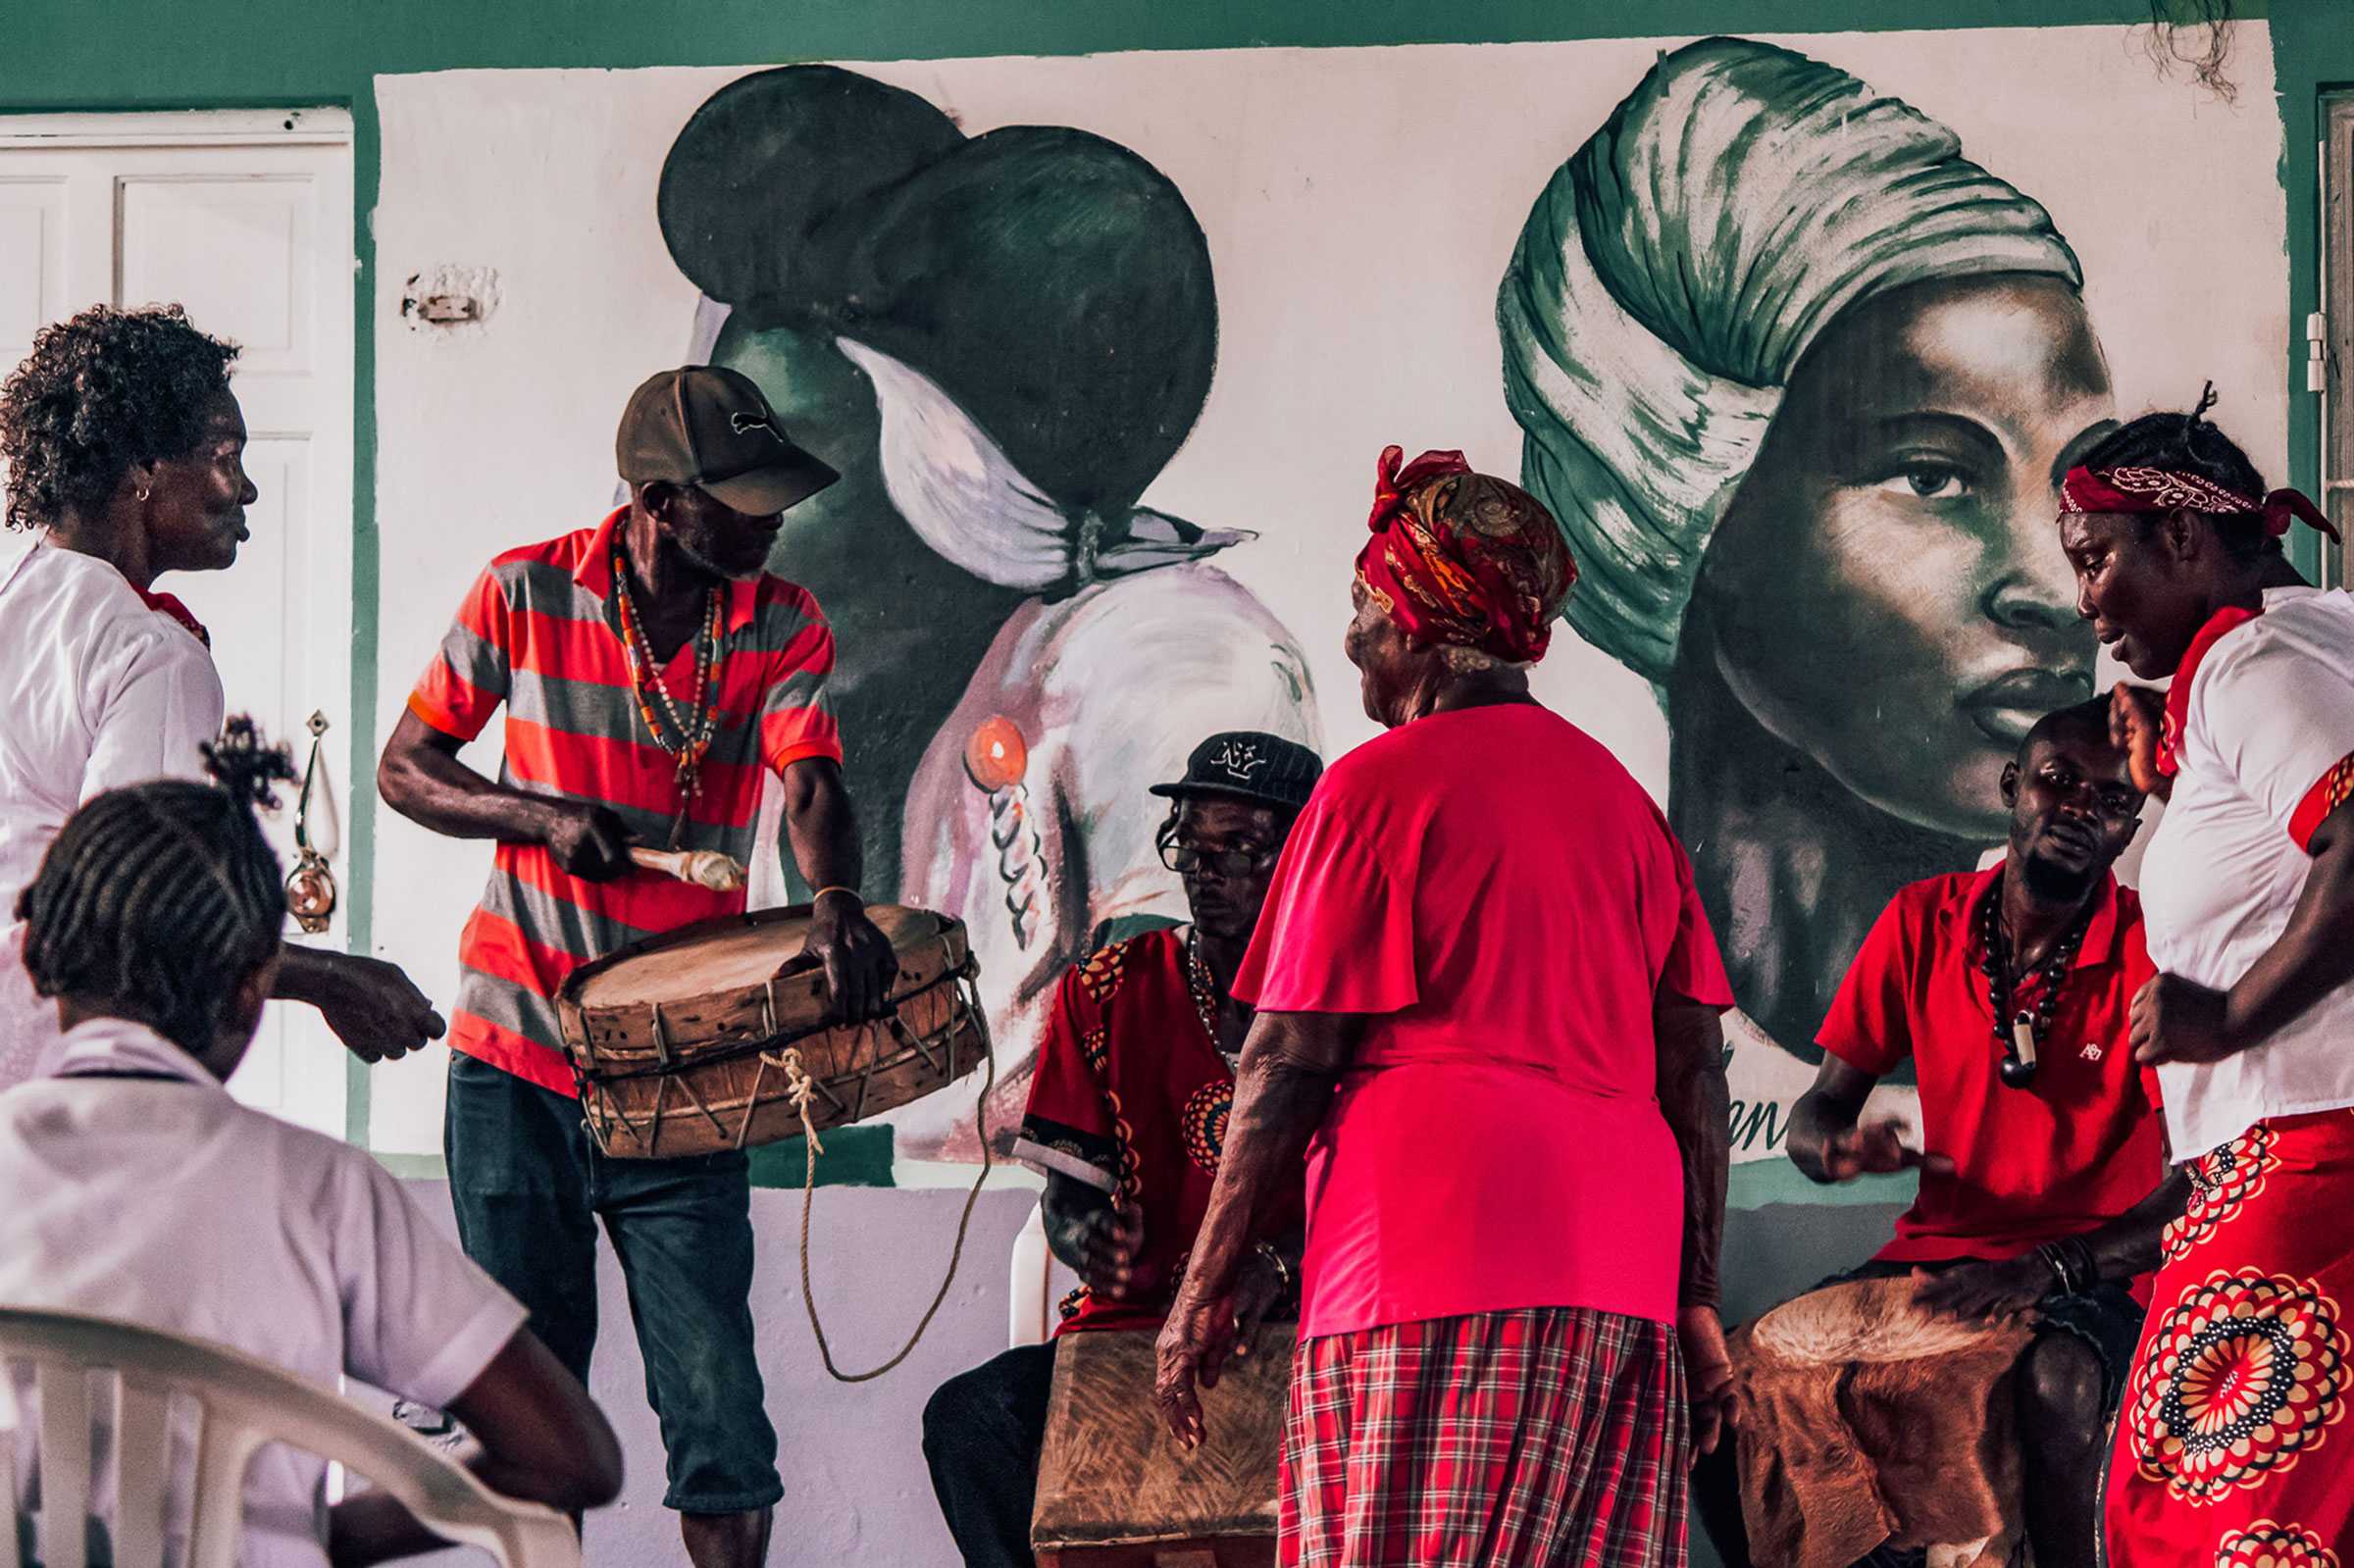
780 997 997 1384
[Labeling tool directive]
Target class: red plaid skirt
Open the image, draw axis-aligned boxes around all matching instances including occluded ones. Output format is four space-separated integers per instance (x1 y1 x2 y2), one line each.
2104 1108 2354 1567
1282 1306 1688 1567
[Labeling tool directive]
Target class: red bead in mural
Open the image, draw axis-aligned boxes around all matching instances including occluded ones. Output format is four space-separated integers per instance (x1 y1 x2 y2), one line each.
963 715 1029 792
2126 1269 2349 1504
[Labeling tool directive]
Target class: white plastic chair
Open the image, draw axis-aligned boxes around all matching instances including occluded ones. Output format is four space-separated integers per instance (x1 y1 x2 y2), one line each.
0 1306 578 1568
1008 1200 1053 1348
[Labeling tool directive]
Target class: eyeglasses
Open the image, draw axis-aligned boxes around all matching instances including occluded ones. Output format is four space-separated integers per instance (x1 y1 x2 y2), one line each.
1159 841 1279 879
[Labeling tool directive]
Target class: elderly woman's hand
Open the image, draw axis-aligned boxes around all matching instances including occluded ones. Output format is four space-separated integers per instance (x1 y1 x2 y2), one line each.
1154 1276 1242 1451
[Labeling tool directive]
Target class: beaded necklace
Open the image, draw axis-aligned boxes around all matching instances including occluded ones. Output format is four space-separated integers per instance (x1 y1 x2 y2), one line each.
1185 928 1237 1069
611 536 722 849
1976 871 2094 1088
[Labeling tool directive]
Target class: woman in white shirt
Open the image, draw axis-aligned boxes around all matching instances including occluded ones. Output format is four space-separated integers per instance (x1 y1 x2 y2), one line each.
2056 390 2354 1567
0 719 622 1566
0 303 442 1086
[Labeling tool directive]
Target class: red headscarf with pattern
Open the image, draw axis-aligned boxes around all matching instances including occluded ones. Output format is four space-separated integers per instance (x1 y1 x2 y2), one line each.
1355 445 1577 665
2058 464 2338 542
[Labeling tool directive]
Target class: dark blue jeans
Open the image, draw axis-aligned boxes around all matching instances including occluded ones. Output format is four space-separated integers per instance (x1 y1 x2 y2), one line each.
444 1052 782 1513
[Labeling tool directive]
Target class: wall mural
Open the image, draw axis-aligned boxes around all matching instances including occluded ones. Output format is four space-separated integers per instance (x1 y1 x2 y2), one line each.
1501 35 2117 1160
656 68 1320 1159
366 27 2286 1186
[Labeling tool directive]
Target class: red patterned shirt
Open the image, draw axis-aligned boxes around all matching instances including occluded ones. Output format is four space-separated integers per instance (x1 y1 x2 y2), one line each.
408 507 841 1093
1012 928 1302 1334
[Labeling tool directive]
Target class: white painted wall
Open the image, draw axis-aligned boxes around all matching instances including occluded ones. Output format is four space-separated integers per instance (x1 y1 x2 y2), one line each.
365 27 2287 1156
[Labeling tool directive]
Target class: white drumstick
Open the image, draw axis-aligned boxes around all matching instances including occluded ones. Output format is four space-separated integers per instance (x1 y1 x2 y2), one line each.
629 846 748 893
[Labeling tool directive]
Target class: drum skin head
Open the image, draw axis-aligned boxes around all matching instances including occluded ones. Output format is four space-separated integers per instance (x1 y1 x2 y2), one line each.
572 904 943 1007
555 903 986 1157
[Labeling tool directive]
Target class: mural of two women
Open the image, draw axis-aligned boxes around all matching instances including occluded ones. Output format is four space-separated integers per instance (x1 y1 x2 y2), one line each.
659 36 2119 1171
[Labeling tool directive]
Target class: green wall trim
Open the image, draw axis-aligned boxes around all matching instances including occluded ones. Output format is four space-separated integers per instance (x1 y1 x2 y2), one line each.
371 1150 446 1181
1731 1160 1918 1210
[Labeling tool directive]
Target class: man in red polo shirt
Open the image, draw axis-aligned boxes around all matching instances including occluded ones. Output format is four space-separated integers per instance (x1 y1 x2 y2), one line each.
920 732 1318 1568
1695 700 2190 1568
378 365 896 1568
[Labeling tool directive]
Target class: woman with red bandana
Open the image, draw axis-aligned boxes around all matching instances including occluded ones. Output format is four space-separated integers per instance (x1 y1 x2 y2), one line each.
2055 391 2354 1566
1155 448 1736 1567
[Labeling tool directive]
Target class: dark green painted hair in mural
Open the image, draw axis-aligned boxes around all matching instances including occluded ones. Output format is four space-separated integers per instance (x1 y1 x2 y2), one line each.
661 66 1217 521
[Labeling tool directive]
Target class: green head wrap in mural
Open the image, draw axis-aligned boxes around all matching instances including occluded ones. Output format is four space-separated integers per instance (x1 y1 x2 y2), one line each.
1499 35 2085 687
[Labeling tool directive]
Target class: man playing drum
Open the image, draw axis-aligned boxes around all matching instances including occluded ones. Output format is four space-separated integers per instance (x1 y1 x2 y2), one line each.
921 731 1319 1568
377 365 896 1568
1695 700 2191 1568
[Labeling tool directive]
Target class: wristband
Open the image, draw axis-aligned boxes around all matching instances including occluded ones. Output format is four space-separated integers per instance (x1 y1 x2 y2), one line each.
813 885 862 905
1254 1239 1294 1300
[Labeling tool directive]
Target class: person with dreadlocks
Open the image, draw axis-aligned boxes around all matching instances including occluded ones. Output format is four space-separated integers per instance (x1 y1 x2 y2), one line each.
922 729 1316 1568
1156 448 1734 1567
2057 391 2354 1566
0 718 623 1568
0 303 446 1088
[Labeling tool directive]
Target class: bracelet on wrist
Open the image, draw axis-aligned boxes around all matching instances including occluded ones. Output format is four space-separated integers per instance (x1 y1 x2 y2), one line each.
1254 1239 1294 1300
812 885 862 906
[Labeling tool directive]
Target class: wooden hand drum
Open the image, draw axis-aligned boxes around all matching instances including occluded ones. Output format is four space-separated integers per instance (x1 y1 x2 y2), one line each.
555 903 988 1159
1729 1278 2034 1568
1032 1327 1293 1568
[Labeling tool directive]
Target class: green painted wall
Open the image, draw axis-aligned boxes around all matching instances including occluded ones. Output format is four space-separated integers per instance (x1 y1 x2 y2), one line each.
4 0 2342 1168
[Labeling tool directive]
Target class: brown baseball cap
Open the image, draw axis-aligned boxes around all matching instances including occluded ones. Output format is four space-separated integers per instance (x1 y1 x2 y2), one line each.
616 365 840 517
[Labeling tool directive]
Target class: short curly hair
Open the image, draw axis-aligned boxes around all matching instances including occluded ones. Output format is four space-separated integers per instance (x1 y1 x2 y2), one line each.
0 304 240 533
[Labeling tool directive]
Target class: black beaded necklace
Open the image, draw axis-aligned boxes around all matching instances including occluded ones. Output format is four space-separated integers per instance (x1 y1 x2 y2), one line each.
1976 872 2095 1089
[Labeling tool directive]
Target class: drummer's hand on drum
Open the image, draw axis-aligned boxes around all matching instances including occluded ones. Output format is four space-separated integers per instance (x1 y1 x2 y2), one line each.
1820 1121 1956 1183
1911 1255 2050 1324
543 803 635 882
1057 1200 1148 1299
807 891 897 1025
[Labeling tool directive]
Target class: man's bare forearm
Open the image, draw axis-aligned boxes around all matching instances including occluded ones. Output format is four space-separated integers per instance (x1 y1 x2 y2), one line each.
2082 1168 2192 1284
781 757 862 895
378 713 561 844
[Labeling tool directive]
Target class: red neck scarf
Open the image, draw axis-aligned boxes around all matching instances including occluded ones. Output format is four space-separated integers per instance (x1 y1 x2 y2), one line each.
1355 445 1575 665
135 585 211 649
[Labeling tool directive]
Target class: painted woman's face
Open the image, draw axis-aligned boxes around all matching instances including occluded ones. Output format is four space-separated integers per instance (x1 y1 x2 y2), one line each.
1693 274 2115 839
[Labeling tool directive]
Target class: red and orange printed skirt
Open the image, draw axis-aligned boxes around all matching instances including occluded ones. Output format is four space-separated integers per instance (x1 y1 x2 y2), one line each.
2105 1108 2354 1566
1281 1306 1688 1567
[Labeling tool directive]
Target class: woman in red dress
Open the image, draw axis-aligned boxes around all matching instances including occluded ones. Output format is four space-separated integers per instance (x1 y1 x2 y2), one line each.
1155 447 1736 1567
2056 391 2354 1565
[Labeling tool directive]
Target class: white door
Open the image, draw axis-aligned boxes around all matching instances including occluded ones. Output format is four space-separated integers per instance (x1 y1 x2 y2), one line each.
0 111 357 1138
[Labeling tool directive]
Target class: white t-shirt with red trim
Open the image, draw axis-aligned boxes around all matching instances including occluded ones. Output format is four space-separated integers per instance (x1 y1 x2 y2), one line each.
0 539 225 1087
2140 585 2354 1158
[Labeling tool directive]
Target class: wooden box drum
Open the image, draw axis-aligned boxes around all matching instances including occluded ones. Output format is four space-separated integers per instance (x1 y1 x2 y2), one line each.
1032 1326 1292 1568
555 903 988 1159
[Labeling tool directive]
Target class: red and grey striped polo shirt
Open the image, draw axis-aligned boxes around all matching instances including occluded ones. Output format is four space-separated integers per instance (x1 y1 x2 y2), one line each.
408 507 842 1094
